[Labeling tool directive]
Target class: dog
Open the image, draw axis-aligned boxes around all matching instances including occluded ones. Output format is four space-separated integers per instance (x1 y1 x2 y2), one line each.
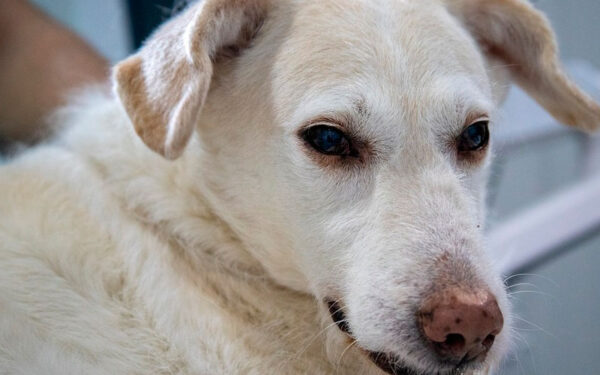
1 0 598 374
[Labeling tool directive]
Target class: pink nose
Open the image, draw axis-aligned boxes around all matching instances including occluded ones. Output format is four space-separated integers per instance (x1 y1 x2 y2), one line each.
418 288 504 362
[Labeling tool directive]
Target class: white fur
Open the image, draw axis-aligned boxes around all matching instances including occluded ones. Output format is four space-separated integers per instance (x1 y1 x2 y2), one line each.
1 0 598 374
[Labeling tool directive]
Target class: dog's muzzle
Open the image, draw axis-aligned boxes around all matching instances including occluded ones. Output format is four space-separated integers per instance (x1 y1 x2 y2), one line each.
325 293 502 375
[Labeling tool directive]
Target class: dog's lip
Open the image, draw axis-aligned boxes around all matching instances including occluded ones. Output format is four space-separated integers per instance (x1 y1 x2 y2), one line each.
364 351 415 375
327 300 352 335
325 299 477 375
326 300 415 375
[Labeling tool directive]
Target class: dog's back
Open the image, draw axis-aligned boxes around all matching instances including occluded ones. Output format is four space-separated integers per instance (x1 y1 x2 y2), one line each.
0 104 174 373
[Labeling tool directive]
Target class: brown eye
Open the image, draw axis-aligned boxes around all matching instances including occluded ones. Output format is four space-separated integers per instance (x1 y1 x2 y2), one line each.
458 121 489 152
302 125 356 156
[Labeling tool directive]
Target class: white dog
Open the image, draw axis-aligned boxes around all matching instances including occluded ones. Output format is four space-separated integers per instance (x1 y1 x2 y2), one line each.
1 0 598 374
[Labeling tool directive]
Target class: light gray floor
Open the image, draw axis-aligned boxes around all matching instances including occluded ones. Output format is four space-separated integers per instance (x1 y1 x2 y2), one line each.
499 231 600 374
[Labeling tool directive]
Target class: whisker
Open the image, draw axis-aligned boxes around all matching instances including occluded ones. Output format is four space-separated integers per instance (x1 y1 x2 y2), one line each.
503 273 559 287
514 326 538 374
512 316 556 339
508 330 533 375
294 320 344 360
507 290 556 299
335 339 358 375
506 282 541 290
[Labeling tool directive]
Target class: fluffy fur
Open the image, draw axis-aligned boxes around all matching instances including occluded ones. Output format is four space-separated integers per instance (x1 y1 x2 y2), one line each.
1 1 598 374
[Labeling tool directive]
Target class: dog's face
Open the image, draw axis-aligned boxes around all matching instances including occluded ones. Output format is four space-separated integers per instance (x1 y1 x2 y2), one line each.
114 0 600 374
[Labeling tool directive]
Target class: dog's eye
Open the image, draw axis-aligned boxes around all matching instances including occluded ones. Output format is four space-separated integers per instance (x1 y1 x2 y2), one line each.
457 121 489 152
303 125 353 156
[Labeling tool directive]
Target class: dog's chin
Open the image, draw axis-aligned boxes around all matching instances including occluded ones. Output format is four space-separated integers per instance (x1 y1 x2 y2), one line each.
364 351 421 375
326 300 485 375
363 350 484 375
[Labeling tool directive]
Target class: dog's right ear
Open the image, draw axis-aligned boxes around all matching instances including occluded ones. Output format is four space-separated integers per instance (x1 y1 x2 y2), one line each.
448 0 600 133
113 0 269 160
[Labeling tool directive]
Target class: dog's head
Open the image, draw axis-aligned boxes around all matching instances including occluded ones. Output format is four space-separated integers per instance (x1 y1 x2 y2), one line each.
113 0 600 373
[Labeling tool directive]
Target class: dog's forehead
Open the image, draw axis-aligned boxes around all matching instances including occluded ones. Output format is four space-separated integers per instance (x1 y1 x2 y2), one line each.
271 0 493 129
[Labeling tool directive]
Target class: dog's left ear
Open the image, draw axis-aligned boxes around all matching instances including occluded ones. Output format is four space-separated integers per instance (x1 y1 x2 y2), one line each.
448 0 600 132
113 0 269 159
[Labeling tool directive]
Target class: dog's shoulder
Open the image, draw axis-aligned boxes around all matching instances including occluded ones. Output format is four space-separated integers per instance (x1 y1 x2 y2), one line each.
0 140 189 373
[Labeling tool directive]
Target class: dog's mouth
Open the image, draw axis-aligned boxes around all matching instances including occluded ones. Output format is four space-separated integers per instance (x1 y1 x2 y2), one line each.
327 300 417 375
326 300 478 375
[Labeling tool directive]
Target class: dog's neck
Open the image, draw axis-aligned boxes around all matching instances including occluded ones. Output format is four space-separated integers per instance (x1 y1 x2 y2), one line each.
60 89 266 277
58 88 303 299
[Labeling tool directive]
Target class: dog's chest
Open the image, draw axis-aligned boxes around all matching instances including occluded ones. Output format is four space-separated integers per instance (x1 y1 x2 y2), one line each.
138 259 342 374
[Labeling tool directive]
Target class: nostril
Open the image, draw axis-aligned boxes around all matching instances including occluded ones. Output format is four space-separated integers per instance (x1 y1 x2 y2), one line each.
434 333 466 356
444 333 466 352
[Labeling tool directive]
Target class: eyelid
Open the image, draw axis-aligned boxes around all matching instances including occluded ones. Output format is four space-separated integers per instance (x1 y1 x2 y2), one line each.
467 116 489 126
458 116 490 137
299 112 354 130
302 118 348 133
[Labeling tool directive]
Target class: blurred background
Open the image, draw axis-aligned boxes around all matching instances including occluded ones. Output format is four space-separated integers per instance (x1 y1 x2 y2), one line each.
11 0 600 373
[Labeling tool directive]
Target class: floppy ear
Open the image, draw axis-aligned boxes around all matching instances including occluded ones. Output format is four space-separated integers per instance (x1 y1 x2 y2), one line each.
448 0 600 132
113 0 268 159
